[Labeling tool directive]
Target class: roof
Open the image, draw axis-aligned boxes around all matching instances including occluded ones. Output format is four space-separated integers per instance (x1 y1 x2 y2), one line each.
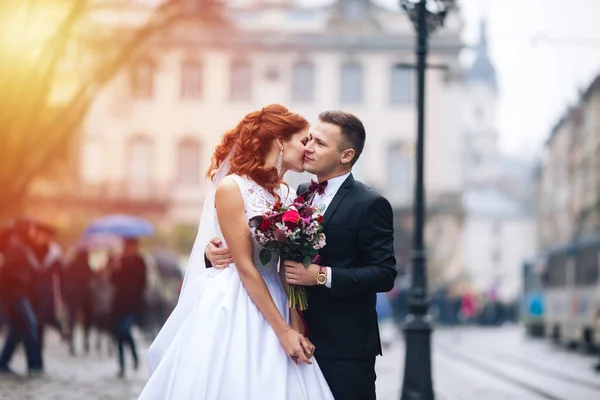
465 20 497 92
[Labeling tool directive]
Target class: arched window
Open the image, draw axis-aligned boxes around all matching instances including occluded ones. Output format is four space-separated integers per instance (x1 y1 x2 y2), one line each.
176 138 202 185
230 60 252 101
291 61 315 102
181 59 203 99
390 64 413 105
130 58 154 98
340 62 363 104
126 135 153 184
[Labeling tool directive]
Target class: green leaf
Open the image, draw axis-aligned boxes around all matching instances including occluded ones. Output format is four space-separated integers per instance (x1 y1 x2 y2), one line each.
260 249 272 265
303 255 312 267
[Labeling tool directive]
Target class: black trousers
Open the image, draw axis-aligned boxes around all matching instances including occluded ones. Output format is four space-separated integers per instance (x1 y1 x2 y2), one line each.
316 355 377 400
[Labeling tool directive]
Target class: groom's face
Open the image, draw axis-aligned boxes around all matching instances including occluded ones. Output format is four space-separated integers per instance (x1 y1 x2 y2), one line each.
303 121 344 177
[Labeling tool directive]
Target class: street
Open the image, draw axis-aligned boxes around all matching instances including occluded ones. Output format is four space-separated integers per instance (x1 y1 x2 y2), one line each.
377 325 600 400
1 325 599 399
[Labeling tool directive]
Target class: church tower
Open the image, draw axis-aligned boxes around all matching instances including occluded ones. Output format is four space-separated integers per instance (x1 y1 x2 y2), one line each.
463 20 500 186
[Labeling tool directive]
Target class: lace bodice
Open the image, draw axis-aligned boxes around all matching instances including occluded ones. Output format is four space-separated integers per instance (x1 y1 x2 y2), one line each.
215 175 292 273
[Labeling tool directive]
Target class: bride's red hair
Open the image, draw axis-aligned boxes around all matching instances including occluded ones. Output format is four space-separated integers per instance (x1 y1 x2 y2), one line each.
207 104 309 196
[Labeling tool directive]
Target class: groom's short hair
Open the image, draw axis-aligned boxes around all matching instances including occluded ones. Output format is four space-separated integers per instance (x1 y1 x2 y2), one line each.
318 110 365 166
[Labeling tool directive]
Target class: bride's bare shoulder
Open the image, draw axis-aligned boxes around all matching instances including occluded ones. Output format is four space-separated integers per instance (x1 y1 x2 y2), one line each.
215 176 244 208
216 175 242 195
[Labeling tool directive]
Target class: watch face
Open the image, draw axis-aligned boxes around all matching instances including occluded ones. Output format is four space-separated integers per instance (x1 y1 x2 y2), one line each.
317 274 326 284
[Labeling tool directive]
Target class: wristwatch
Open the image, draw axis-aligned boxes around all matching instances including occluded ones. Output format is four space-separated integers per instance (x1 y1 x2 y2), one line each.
315 266 327 286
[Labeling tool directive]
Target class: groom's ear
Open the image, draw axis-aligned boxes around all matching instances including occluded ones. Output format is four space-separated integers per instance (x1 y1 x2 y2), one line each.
340 148 355 166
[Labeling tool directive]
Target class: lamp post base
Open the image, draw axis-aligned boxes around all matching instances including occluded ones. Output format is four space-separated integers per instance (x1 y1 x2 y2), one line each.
401 313 434 400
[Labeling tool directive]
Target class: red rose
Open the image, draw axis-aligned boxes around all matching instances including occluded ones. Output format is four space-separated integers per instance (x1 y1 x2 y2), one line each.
282 210 300 224
318 215 324 223
259 218 271 231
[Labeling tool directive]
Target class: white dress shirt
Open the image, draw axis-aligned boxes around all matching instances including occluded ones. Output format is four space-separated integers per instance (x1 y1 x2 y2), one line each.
311 172 351 288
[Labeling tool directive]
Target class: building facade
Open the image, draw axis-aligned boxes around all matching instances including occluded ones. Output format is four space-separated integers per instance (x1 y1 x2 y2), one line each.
73 0 467 273
461 21 536 302
536 76 600 252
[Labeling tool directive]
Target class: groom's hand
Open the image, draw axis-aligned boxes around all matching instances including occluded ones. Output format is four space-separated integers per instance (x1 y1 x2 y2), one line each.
284 261 319 286
206 238 233 269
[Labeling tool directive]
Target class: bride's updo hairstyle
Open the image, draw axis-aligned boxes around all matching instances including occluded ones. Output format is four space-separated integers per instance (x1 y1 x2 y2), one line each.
207 104 309 197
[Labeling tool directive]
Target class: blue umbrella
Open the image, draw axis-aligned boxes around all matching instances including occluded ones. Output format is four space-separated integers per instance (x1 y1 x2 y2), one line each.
84 214 155 238
74 233 122 251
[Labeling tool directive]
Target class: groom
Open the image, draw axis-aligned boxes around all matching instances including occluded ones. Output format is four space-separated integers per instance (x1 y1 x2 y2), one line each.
206 110 397 400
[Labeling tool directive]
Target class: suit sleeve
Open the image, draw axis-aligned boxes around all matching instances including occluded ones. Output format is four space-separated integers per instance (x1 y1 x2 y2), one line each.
329 196 397 297
297 183 309 196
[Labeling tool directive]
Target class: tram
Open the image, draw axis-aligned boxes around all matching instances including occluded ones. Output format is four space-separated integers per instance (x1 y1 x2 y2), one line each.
542 234 600 348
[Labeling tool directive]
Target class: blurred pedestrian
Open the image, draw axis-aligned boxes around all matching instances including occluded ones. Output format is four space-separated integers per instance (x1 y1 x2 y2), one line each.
63 248 94 355
0 220 43 376
90 255 118 356
112 238 146 377
29 223 65 362
460 293 476 325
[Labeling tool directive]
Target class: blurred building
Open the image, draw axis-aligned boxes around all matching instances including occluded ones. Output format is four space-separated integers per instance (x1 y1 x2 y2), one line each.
461 21 536 303
74 0 468 270
536 75 600 251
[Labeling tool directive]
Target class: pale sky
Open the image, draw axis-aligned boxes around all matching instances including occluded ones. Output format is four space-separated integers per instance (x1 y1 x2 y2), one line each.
458 0 600 157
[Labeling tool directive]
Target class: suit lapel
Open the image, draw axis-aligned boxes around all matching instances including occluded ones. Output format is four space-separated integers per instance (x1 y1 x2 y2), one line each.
322 174 354 231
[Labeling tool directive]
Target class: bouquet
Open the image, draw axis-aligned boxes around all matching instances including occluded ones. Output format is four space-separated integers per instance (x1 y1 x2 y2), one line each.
249 199 326 311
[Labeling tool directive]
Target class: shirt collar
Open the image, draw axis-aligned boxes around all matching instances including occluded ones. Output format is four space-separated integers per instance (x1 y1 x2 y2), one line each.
322 172 351 197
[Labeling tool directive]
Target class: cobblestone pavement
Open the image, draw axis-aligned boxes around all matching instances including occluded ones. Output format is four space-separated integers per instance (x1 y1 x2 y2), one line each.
0 329 148 400
1 325 600 399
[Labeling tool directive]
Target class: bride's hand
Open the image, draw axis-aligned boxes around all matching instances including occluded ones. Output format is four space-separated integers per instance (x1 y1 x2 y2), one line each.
278 329 313 365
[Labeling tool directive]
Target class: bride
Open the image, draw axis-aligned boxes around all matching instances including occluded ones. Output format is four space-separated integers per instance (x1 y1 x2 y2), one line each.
138 105 334 399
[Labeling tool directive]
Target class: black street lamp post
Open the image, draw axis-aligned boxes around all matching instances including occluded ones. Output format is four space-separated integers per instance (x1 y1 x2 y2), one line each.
398 1 455 399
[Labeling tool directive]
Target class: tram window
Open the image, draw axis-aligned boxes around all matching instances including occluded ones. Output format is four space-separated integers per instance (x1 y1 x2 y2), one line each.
575 245 599 285
547 253 566 287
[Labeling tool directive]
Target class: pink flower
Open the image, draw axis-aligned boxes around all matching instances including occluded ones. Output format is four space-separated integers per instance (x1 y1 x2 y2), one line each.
274 228 288 242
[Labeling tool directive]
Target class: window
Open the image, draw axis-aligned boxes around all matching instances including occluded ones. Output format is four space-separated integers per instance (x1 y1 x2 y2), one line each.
291 61 315 102
546 252 567 288
176 138 201 185
130 59 154 98
126 135 153 185
340 62 363 104
575 244 600 285
390 64 413 104
386 142 412 201
181 59 203 99
230 60 252 101
81 141 102 183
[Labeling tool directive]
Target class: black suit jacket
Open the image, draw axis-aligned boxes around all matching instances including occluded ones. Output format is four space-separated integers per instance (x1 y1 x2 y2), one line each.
298 174 397 360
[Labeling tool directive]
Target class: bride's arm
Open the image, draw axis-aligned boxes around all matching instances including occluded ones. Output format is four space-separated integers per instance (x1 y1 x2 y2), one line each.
215 177 311 363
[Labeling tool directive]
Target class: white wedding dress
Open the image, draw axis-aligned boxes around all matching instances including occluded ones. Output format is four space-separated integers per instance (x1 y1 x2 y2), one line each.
138 175 333 400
